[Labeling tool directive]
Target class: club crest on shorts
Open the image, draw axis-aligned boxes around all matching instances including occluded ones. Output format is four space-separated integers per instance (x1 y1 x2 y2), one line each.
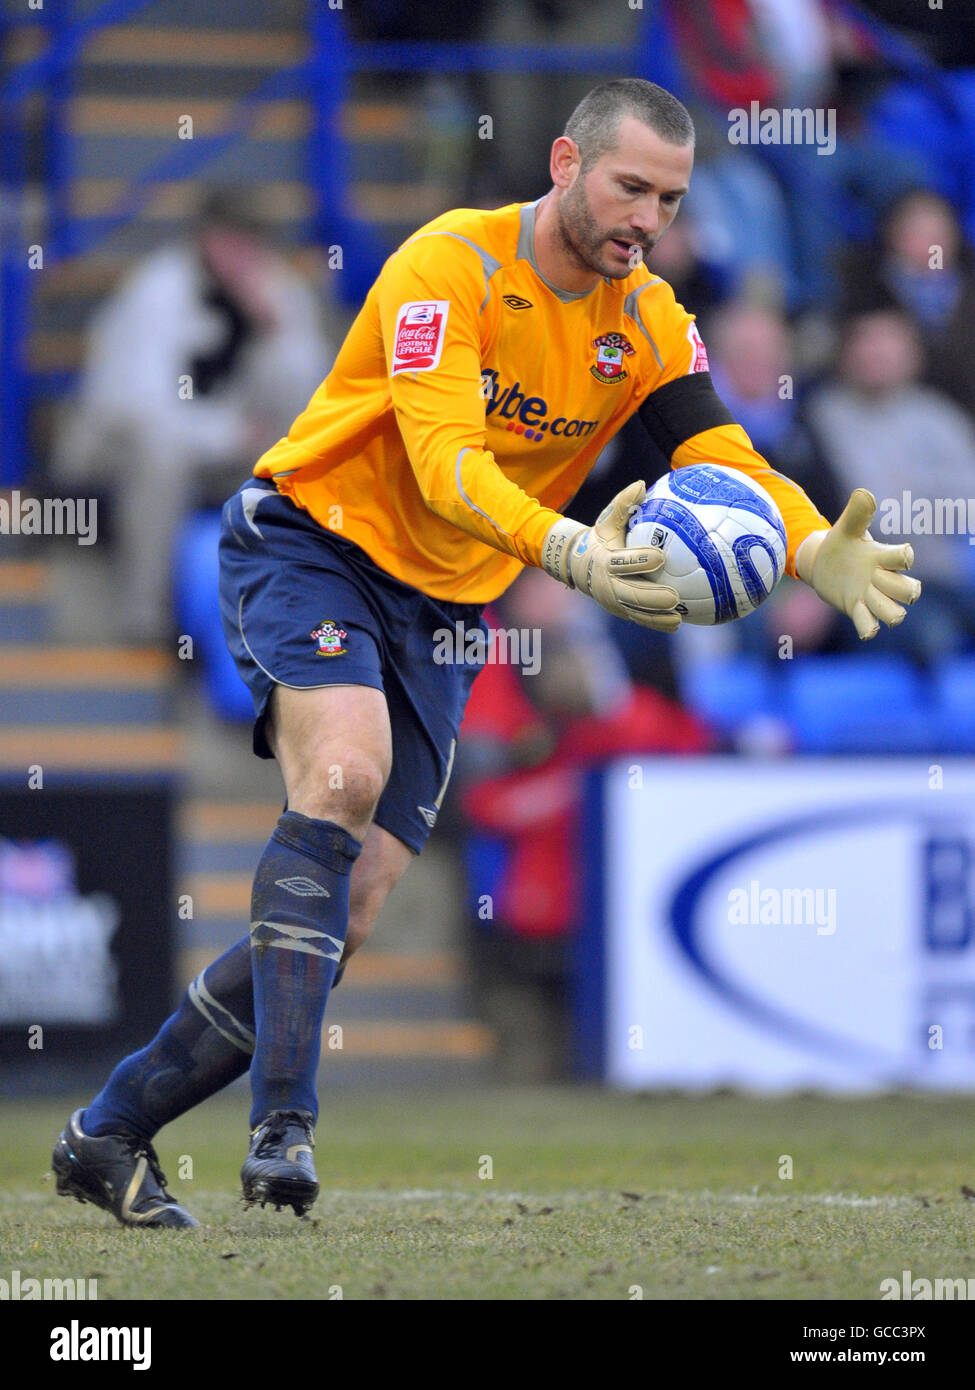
591 331 635 383
310 620 348 657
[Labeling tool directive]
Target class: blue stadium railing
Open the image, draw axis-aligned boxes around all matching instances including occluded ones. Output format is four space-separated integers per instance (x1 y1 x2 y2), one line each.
1 0 161 485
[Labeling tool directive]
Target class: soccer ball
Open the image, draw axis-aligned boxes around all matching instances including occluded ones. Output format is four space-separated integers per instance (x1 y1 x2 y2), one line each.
625 464 787 625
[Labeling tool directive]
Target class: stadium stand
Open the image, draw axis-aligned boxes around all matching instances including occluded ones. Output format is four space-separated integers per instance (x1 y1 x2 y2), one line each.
0 561 55 643
0 549 184 773
678 648 975 756
680 656 777 741
13 1 316 468
783 655 936 755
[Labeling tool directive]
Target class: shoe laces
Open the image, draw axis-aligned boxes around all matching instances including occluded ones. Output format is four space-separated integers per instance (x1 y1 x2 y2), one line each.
253 1110 314 1154
120 1136 174 1201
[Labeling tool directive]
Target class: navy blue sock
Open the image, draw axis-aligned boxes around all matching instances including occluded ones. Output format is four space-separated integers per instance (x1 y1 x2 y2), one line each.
83 938 256 1142
249 811 361 1127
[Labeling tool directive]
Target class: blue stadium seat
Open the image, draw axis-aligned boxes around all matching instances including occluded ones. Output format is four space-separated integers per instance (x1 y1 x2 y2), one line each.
680 656 777 738
944 71 975 241
463 833 509 927
932 656 975 753
172 509 220 641
172 510 253 722
864 81 960 203
783 655 935 753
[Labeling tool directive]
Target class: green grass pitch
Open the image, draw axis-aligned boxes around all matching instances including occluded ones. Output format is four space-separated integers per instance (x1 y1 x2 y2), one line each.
2 1088 975 1300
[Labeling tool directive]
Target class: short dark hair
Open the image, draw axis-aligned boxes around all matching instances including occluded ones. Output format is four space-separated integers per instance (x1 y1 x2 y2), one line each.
564 78 695 172
195 186 268 240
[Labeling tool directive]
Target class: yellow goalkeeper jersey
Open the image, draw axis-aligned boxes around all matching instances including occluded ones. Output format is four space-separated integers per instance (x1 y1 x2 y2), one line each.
254 199 828 603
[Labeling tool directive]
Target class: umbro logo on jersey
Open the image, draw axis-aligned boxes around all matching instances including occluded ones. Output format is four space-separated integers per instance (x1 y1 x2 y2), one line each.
275 877 331 897
502 295 533 310
417 805 438 828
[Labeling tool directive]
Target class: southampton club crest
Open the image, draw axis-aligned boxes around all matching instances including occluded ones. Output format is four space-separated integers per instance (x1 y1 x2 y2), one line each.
590 331 635 384
310 619 348 657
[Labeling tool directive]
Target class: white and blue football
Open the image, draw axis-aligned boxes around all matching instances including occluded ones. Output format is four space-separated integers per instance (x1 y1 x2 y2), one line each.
626 464 787 625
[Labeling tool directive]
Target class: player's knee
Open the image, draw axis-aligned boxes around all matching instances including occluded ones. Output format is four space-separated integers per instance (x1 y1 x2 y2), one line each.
292 753 387 828
328 755 388 823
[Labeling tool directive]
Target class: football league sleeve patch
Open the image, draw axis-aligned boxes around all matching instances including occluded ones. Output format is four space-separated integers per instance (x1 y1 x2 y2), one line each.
390 300 451 375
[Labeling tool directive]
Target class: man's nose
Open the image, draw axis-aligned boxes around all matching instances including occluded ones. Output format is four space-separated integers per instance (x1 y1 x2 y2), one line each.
629 197 661 237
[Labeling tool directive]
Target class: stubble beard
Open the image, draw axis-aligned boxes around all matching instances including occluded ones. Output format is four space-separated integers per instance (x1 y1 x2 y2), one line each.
555 179 653 281
556 180 613 278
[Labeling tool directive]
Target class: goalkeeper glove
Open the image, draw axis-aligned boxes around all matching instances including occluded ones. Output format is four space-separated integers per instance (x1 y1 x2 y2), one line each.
540 480 682 632
795 488 922 641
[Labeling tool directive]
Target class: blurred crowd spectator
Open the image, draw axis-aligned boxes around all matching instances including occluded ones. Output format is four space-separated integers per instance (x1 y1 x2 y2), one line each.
705 301 834 511
840 190 975 415
53 191 332 642
805 309 975 662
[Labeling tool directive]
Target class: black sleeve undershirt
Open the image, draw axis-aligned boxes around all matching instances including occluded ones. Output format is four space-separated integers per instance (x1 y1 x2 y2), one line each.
637 372 737 460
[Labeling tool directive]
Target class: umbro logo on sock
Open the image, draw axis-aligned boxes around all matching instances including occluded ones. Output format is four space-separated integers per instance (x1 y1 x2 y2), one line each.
274 877 331 897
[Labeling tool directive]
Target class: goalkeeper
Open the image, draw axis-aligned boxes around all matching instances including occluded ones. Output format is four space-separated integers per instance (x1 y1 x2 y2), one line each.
53 77 920 1227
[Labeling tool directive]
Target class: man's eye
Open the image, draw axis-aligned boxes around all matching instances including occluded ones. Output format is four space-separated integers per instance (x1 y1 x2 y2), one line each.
622 183 642 195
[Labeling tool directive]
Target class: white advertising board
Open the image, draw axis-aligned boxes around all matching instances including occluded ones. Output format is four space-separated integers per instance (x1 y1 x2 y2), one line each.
588 759 975 1091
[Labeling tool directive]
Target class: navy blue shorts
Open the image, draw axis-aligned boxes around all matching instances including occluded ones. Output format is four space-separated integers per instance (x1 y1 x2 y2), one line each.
218 478 487 854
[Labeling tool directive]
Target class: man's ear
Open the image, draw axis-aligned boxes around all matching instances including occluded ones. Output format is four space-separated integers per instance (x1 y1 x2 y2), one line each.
550 135 581 191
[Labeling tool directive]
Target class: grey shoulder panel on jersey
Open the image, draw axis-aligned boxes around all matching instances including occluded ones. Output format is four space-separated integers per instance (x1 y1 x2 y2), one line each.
517 202 539 265
623 282 664 369
399 230 503 312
